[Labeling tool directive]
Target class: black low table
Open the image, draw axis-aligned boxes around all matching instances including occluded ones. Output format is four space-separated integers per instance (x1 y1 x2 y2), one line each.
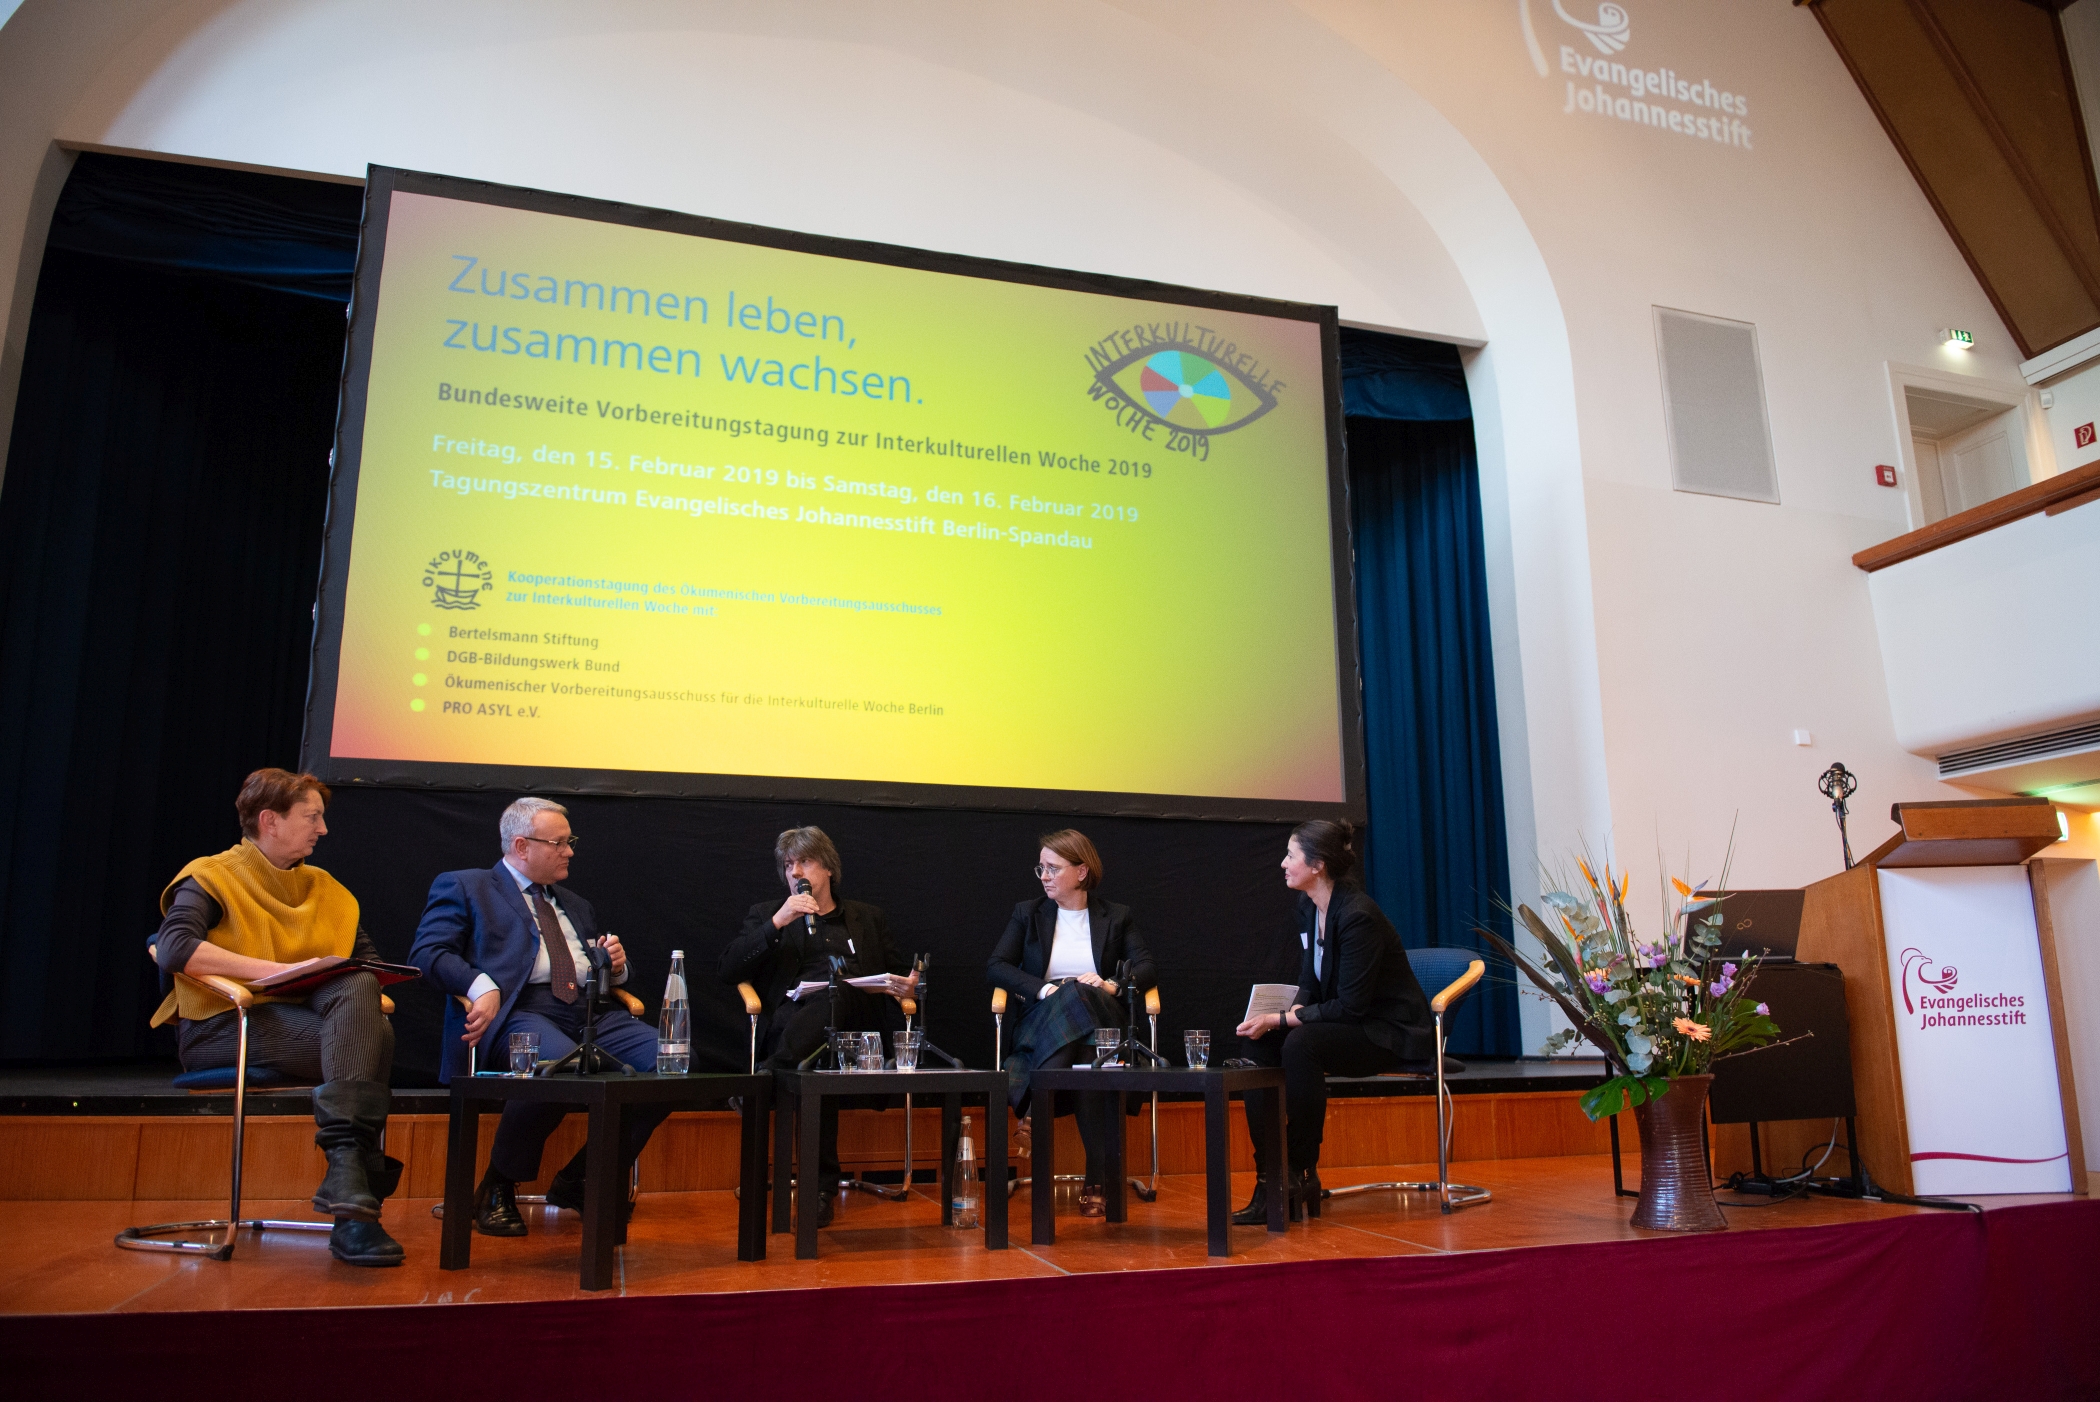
1029 1064 1287 1256
772 1067 1009 1260
441 1070 772 1290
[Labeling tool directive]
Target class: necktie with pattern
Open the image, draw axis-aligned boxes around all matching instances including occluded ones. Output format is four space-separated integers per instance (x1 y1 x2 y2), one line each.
532 888 579 1003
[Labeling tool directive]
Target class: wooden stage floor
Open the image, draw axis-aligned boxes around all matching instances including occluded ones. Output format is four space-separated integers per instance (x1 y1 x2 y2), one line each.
0 1152 2031 1316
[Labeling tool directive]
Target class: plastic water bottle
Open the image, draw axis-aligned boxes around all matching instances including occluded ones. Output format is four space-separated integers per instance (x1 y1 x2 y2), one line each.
657 950 690 1075
953 1114 981 1228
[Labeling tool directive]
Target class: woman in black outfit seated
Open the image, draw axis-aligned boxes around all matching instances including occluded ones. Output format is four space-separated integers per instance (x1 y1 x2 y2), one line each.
718 826 915 1227
1232 819 1435 1224
988 829 1155 1217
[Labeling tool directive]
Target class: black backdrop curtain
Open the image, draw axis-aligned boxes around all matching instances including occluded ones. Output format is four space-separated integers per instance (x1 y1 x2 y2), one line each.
0 155 362 1062
0 154 1516 1072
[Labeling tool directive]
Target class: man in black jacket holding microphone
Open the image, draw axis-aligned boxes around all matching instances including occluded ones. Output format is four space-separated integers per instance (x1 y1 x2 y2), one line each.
717 826 914 1225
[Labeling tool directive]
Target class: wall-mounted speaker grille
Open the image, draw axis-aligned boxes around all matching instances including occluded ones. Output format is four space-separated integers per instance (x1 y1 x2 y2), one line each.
1938 718 2100 777
1654 307 1779 504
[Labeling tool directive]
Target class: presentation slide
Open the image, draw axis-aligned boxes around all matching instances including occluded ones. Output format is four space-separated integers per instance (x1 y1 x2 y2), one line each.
309 171 1355 813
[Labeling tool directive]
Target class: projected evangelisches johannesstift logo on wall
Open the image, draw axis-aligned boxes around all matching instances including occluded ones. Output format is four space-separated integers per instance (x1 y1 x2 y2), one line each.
1518 0 1756 151
1084 324 1284 463
423 549 493 610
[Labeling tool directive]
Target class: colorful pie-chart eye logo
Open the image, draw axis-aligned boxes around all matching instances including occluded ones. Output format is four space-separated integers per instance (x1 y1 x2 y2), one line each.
1093 341 1278 438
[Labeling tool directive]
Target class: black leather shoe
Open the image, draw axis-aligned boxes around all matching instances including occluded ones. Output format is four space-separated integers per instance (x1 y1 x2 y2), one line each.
330 1215 405 1266
474 1175 528 1237
545 1169 637 1225
816 1191 835 1228
1229 1179 1272 1226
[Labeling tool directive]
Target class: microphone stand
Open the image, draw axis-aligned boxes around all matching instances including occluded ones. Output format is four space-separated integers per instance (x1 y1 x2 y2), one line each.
798 953 848 1071
907 952 963 1069
1117 960 1165 1066
545 941 633 1075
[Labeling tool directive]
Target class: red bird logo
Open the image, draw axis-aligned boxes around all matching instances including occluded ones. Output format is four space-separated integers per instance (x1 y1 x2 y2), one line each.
1899 947 1958 1014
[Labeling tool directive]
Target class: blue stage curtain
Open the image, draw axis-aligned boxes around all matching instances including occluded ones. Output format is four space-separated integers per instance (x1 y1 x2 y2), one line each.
1341 331 1519 1056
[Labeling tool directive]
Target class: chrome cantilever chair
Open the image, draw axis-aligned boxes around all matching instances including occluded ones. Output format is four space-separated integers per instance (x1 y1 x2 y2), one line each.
843 989 923 1203
995 984 1164 1202
431 984 647 1219
745 980 923 1203
1322 949 1493 1214
738 981 763 1072
118 945 394 1259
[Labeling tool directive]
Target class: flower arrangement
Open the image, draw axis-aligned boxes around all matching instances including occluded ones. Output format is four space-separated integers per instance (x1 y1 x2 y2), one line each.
1480 853 1779 1123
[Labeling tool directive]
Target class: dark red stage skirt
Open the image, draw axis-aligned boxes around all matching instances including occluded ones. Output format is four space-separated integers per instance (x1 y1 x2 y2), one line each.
8 1199 2094 1400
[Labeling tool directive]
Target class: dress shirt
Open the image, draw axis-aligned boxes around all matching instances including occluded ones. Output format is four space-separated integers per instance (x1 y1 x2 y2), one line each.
463 859 624 1001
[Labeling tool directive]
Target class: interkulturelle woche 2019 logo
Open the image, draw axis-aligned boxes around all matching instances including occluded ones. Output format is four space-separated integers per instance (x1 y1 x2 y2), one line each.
1518 0 1755 150
1084 323 1284 463
1899 947 2031 1031
424 549 493 611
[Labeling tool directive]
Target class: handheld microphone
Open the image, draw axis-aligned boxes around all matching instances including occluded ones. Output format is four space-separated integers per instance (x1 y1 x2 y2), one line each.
794 877 817 936
583 939 614 999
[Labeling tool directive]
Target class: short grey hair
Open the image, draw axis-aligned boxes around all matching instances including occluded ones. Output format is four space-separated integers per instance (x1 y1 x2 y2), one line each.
500 796 569 848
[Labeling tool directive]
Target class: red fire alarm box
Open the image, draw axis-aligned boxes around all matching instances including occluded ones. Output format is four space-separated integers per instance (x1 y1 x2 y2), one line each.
1875 464 1899 487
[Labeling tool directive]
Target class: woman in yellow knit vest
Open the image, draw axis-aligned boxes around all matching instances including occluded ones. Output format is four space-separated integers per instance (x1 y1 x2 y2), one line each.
154 769 402 1266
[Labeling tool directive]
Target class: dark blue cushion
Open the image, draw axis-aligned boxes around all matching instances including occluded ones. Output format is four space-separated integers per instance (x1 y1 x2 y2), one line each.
1406 946 1480 999
171 1065 301 1091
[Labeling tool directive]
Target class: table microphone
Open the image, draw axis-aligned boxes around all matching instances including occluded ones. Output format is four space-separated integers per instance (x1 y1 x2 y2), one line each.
794 876 817 936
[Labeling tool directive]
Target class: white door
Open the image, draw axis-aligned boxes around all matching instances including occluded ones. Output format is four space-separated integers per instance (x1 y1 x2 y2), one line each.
1936 408 2027 514
1911 436 1947 522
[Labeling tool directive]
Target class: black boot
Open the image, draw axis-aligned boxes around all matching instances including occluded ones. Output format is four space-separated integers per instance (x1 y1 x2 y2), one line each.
330 1214 405 1266
1293 1167 1324 1220
1230 1177 1274 1226
312 1079 391 1219
366 1150 405 1203
474 1168 528 1237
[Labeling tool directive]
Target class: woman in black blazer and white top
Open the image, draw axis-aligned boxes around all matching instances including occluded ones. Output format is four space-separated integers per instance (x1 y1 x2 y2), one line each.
988 829 1156 1216
1232 819 1434 1224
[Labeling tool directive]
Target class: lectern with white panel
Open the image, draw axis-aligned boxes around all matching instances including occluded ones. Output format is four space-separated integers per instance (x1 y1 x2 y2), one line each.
1796 798 2086 1197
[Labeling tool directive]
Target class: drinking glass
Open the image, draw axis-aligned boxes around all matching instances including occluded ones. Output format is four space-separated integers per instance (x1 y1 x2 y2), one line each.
859 1031 886 1072
508 1030 540 1077
893 1030 923 1071
1093 1027 1122 1068
829 1029 856 1071
1184 1030 1211 1069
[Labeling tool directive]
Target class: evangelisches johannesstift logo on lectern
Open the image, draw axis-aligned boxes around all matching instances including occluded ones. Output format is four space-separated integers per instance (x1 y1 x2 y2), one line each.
1899 947 2030 1031
424 549 494 610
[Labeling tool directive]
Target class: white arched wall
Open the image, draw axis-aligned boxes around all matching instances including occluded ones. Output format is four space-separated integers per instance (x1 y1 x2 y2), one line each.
2 0 2031 1046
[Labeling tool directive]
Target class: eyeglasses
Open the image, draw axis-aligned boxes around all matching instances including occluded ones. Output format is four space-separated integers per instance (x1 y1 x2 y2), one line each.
1033 863 1070 879
521 834 580 850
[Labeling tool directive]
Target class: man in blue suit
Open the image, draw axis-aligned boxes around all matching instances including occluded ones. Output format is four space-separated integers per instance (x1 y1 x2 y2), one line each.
409 796 671 1238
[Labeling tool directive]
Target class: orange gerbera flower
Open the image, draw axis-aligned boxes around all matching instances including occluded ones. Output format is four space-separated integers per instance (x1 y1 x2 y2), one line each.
1672 1017 1711 1042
